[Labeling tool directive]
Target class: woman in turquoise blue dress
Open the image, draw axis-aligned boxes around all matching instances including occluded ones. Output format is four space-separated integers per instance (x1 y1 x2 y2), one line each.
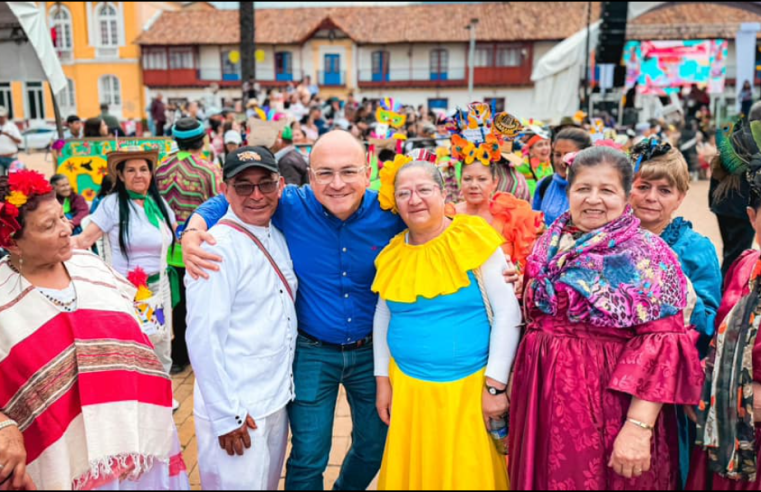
629 138 722 489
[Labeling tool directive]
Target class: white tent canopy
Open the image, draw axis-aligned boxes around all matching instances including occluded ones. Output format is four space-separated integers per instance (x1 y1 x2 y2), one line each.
0 2 66 96
530 2 761 123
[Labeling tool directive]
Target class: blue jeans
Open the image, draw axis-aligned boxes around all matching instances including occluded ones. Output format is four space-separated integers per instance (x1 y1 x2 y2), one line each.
285 335 387 490
0 156 14 175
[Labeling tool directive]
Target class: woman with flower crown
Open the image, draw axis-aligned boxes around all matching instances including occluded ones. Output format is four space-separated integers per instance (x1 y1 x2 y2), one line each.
372 156 522 489
0 170 188 491
445 107 544 279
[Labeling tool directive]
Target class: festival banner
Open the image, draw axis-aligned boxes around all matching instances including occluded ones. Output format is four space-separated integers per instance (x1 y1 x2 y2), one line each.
56 138 175 201
623 39 728 96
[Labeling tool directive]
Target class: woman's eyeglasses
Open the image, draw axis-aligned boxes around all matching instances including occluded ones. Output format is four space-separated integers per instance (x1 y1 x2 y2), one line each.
233 181 279 197
395 186 438 202
310 167 367 185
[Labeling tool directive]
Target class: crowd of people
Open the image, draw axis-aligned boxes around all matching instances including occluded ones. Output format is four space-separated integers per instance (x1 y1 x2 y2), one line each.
1 80 761 492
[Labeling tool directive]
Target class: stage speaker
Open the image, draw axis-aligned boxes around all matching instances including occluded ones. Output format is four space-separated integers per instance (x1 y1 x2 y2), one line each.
596 2 629 65
613 65 627 88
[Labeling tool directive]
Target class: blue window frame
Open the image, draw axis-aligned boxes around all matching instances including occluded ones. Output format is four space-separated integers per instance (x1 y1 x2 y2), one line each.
430 49 448 81
428 98 448 111
372 51 390 82
275 52 293 82
323 54 342 86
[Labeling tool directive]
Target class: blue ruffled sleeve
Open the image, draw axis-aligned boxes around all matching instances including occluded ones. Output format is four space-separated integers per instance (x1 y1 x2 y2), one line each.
674 231 722 350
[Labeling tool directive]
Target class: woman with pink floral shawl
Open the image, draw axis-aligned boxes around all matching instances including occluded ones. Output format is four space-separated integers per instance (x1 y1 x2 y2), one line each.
509 147 704 490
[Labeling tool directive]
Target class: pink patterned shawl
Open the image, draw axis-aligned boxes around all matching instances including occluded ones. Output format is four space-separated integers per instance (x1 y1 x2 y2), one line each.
525 206 688 328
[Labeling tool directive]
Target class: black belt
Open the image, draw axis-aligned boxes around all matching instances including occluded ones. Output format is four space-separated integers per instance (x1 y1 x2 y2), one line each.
298 330 372 352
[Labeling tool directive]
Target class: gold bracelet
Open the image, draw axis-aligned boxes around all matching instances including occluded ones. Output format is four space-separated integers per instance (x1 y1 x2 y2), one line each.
626 418 654 432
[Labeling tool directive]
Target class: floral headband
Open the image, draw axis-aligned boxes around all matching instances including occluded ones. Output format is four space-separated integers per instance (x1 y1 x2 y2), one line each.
0 170 53 248
378 154 414 214
451 134 501 167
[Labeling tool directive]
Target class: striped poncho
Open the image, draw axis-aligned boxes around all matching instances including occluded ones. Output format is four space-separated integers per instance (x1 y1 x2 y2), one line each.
0 251 178 490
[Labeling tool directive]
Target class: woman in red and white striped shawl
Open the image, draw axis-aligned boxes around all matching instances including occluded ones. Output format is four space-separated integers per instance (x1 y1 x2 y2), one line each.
0 171 188 491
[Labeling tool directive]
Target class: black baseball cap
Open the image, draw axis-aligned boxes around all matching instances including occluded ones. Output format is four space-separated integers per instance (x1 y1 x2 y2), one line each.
223 146 279 180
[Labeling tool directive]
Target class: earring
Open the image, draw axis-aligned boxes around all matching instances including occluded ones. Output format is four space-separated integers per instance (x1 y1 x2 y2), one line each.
18 256 23 274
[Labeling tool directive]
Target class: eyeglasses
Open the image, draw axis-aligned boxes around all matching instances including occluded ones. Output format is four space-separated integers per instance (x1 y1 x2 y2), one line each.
232 181 279 197
395 186 439 202
310 167 367 185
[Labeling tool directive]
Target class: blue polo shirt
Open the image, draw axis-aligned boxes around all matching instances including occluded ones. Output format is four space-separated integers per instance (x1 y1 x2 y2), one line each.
194 186 406 345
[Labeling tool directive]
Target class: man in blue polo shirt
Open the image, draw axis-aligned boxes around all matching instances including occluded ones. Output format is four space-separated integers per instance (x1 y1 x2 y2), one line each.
182 131 405 490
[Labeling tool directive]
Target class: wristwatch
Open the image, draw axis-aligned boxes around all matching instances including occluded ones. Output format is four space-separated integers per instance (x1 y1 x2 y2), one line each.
486 384 507 396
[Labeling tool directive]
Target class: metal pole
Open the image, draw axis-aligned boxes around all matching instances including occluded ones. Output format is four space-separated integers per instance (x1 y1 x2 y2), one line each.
50 84 63 139
49 84 63 175
468 18 478 102
252 2 256 93
52 1 64 140
582 1 592 112
240 2 255 103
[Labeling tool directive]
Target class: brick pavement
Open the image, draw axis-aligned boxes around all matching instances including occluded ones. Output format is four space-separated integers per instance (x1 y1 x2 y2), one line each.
171 368 364 491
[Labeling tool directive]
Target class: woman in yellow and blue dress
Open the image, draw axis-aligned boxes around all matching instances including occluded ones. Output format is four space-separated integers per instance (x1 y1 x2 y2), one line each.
372 156 523 490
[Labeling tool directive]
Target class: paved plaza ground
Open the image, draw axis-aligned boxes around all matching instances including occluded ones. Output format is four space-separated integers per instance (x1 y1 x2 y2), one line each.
22 150 725 490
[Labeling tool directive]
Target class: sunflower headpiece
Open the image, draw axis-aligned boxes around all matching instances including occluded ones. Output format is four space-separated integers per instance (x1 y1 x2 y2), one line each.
449 102 522 167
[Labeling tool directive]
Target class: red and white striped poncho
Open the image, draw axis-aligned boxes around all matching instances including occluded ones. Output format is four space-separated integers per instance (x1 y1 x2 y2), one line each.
0 251 177 490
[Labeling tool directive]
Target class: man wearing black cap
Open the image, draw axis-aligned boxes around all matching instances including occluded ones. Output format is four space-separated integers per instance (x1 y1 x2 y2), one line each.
155 117 222 375
186 146 297 490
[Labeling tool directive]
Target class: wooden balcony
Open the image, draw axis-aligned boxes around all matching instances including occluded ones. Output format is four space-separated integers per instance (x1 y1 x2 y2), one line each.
143 69 199 87
143 68 302 89
473 66 532 87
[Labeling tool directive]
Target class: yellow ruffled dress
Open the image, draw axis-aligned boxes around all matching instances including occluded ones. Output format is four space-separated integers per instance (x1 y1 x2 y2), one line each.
372 214 510 491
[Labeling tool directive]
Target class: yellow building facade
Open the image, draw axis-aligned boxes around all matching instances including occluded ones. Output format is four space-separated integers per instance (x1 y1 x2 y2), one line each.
2 2 181 125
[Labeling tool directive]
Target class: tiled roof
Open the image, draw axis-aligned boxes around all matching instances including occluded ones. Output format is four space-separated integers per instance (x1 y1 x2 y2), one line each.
136 2 602 46
628 3 761 40
137 2 761 47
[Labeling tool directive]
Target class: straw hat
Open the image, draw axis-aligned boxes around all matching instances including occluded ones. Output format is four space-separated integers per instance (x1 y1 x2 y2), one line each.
107 147 160 180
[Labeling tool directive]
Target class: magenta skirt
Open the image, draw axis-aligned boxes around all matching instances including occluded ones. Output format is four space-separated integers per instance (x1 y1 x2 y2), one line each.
509 314 704 491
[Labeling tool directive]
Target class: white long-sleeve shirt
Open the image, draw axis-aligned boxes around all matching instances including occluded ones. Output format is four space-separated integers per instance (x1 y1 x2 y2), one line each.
185 209 298 437
373 249 522 385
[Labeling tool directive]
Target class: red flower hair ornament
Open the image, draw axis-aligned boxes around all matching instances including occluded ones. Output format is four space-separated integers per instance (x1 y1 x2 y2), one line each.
0 171 53 248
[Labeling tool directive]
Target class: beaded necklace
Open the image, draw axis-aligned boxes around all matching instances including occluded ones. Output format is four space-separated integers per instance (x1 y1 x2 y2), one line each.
38 291 77 312
7 260 78 312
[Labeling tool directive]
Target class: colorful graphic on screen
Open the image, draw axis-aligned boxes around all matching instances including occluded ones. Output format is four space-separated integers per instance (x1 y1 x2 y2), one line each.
623 40 728 95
